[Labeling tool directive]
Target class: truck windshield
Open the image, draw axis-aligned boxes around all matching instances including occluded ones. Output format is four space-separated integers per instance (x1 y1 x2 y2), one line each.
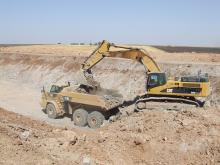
50 85 62 93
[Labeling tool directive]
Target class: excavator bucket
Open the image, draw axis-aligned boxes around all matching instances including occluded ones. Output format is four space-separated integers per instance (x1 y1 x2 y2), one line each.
75 71 100 90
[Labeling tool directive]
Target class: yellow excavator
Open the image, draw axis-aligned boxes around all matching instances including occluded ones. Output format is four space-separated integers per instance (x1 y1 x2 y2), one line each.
81 40 210 110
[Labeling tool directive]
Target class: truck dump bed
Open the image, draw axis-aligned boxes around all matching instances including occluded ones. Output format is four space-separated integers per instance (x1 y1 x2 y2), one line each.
60 89 123 111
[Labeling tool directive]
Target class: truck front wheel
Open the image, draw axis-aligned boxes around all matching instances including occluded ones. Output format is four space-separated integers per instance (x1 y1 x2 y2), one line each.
46 103 58 119
73 108 88 127
87 111 105 129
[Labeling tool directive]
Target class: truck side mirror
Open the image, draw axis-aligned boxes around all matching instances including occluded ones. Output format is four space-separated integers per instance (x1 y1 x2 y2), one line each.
41 86 45 93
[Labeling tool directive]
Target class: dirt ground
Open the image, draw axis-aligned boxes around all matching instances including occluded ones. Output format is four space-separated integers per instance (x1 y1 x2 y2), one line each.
0 45 220 164
0 107 220 164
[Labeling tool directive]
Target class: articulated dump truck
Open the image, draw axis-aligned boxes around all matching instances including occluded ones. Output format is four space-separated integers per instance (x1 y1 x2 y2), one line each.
40 83 123 128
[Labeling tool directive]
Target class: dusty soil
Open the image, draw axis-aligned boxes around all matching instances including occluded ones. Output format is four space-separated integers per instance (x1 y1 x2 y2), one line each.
0 107 220 164
0 45 220 164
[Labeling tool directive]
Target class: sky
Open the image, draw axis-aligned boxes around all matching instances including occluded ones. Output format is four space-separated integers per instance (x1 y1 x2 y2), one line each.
0 0 220 46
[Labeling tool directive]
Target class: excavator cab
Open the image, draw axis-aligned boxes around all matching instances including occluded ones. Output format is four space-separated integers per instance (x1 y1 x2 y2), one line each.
147 72 167 89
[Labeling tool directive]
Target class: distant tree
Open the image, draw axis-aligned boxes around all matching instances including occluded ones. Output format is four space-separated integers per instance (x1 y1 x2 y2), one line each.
57 42 62 45
70 43 79 45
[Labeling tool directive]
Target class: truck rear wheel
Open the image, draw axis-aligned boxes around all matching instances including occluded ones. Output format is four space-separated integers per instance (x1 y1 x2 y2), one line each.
87 111 105 129
73 108 88 127
46 103 58 119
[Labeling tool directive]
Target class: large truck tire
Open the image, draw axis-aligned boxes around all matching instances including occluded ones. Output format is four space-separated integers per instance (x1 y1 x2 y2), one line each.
73 108 88 127
46 103 58 119
87 111 105 129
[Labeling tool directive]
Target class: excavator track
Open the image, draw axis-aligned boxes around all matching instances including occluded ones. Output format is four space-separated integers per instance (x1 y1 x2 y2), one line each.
135 96 204 112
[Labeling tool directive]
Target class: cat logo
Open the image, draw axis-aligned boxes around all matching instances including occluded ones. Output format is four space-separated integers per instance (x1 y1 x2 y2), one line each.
167 89 173 93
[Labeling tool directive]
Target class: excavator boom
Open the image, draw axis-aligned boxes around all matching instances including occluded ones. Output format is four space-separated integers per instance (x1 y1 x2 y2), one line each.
107 48 161 72
81 40 161 74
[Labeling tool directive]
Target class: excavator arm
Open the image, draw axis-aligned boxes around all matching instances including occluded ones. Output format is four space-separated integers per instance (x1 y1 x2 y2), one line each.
81 40 161 75
81 40 111 72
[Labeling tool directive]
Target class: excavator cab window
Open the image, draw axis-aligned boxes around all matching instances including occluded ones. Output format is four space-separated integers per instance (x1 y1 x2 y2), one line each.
147 73 166 89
